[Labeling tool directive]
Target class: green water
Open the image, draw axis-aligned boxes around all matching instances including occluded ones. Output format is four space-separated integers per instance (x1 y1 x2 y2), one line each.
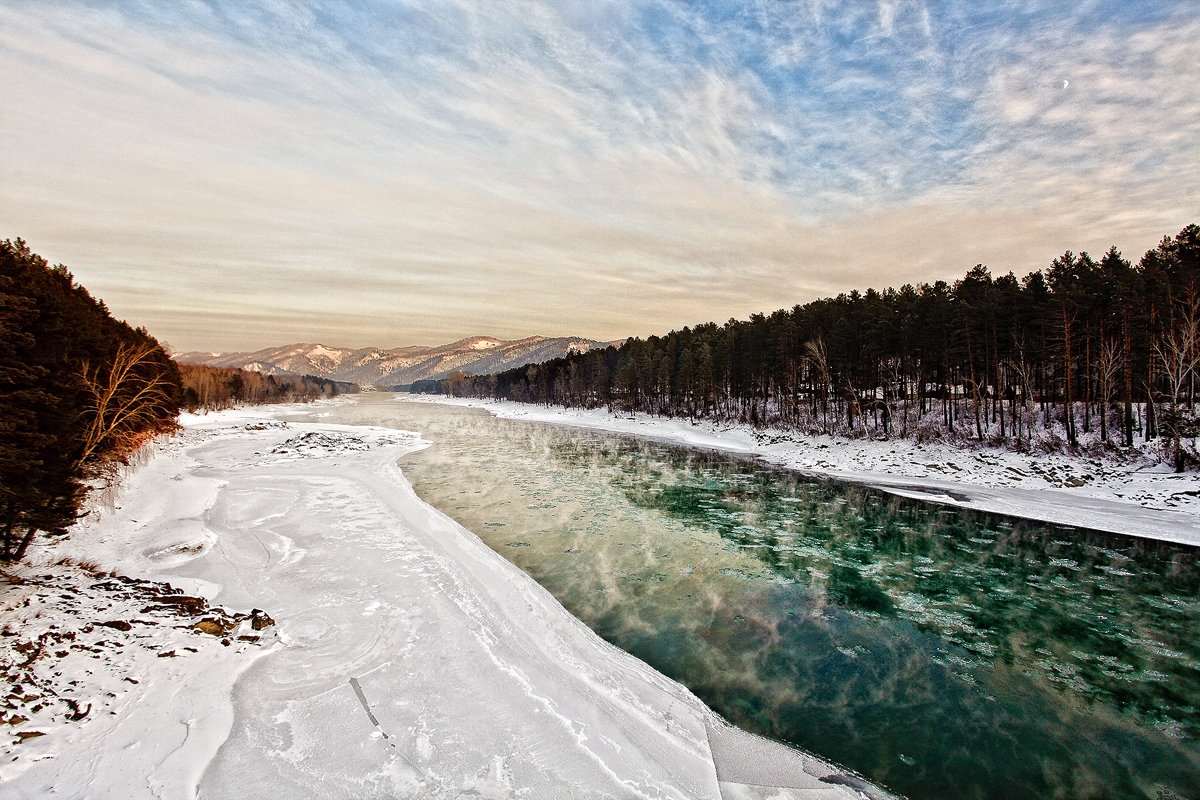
313 396 1200 800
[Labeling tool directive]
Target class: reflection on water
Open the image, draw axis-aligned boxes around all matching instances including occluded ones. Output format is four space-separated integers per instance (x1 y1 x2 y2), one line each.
313 397 1200 800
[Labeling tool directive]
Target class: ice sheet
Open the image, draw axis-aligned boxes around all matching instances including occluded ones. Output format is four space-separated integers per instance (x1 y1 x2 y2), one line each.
3 403 866 799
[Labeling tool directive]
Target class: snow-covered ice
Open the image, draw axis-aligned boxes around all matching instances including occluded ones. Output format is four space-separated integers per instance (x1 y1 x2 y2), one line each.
411 396 1200 548
1 400 874 799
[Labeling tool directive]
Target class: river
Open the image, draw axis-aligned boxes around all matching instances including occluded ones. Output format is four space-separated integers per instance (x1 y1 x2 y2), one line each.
295 394 1200 800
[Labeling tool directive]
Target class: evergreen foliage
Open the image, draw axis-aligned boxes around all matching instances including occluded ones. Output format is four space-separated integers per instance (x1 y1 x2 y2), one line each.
1 240 180 561
426 224 1200 465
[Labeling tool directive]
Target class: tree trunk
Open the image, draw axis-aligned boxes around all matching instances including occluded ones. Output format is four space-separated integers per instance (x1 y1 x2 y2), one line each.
1062 306 1077 445
966 325 984 441
1123 312 1135 447
0 518 15 561
12 527 38 562
1147 364 1158 441
1083 335 1091 434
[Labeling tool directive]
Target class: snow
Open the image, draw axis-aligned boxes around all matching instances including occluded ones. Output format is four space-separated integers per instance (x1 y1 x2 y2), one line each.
1 399 872 799
0 563 278 794
305 344 349 363
408 396 1200 548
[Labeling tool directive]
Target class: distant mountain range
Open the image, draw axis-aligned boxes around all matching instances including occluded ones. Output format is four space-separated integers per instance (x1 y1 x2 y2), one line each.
174 335 616 388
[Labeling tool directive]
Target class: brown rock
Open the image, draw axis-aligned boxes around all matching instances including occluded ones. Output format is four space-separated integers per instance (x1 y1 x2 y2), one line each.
98 620 133 632
250 609 275 631
146 595 207 615
66 700 90 721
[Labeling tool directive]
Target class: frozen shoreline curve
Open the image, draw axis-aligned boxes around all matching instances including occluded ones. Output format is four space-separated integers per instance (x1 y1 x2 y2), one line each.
2 399 880 800
409 395 1200 548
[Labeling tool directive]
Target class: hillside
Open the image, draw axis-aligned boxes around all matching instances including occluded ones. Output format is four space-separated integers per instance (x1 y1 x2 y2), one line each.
421 224 1200 467
176 335 612 388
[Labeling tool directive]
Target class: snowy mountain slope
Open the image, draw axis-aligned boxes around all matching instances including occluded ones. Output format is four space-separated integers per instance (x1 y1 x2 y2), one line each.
176 335 610 387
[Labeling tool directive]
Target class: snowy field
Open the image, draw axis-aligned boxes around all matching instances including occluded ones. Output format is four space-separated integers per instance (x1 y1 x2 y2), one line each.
0 399 879 800
411 396 1200 548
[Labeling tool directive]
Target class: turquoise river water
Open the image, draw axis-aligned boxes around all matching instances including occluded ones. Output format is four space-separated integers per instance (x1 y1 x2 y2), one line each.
301 395 1200 800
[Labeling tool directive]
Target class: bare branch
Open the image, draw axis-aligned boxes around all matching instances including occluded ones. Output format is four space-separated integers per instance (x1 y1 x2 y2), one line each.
77 341 176 469
1154 289 1200 410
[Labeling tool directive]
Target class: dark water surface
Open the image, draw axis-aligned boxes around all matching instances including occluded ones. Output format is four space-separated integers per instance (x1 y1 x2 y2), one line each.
306 395 1200 800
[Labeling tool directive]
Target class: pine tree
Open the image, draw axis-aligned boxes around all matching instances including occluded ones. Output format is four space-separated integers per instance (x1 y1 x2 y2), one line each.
1 239 180 561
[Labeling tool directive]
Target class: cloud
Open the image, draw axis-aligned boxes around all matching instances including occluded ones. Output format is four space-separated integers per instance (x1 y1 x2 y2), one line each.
0 1 1196 351
943 9 1200 243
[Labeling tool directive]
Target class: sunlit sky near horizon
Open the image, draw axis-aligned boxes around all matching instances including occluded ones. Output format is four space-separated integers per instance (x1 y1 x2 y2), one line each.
3 1 1198 352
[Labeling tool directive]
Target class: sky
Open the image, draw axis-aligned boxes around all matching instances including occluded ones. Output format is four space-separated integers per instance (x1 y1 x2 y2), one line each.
2 1 1198 352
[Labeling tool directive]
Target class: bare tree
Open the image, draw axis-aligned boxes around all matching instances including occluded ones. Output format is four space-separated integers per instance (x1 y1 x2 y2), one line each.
1010 334 1038 447
885 357 910 438
1059 305 1079 446
77 341 177 473
804 337 831 434
1095 338 1123 444
1153 291 1200 471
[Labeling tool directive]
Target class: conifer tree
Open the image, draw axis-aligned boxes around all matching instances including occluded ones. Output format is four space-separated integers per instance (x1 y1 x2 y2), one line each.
1 239 180 561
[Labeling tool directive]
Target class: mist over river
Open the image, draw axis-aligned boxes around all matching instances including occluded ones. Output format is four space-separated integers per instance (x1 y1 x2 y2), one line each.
296 395 1200 800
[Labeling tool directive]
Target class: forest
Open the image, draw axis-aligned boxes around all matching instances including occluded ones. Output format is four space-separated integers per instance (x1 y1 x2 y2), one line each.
1 239 180 561
178 363 356 411
0 241 361 563
418 224 1200 469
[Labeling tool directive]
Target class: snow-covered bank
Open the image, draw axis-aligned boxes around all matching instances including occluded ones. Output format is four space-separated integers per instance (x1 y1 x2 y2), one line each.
0 564 276 794
408 396 1200 548
1 401 875 799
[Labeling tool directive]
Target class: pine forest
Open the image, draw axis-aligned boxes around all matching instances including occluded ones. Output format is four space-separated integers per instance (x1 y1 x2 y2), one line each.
420 225 1200 469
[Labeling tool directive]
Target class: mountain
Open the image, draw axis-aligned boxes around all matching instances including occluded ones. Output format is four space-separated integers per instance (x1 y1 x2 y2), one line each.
175 335 613 388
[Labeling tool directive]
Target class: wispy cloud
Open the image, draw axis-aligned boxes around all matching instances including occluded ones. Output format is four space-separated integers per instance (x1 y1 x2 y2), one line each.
1 1 1196 350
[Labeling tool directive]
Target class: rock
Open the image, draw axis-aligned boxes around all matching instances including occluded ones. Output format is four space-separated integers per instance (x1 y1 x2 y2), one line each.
144 595 207 615
66 700 90 721
97 620 132 632
192 620 226 636
16 730 45 741
250 609 275 631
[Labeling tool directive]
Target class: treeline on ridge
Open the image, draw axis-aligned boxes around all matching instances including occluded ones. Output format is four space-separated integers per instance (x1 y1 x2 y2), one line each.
420 224 1200 467
178 363 356 411
1 239 180 561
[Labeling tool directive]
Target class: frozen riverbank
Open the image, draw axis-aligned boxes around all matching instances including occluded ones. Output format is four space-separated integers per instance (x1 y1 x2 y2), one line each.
1 401 876 799
409 396 1200 548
